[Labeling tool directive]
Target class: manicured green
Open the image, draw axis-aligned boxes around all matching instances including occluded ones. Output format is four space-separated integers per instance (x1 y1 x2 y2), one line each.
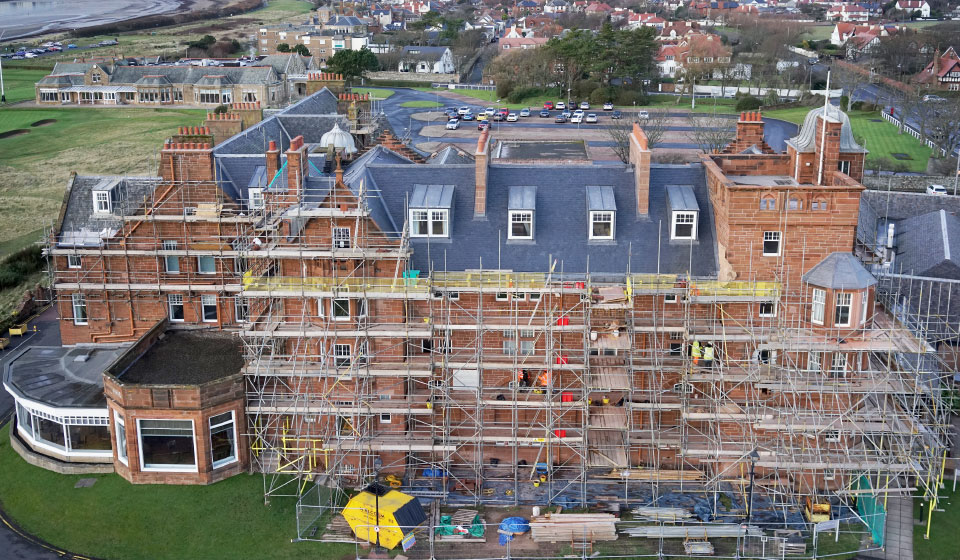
260 0 315 14
914 486 960 560
765 108 933 173
0 425 354 560
400 100 443 108
1 68 53 104
352 87 395 99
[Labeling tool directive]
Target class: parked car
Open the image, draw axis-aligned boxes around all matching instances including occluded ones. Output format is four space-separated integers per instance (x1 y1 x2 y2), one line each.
561 110 572 119
556 101 566 110
477 113 488 122
638 110 649 119
461 113 475 121
554 115 567 123
923 95 946 103
580 101 590 110
519 107 531 117
585 113 598 123
458 106 470 115
506 113 519 122
492 113 504 121
603 102 614 111
484 107 495 116
611 110 622 119
24 52 37 58
498 107 509 116
539 110 551 118
570 113 583 124
573 108 584 116
808 57 819 65
927 184 948 195
478 121 490 131
543 101 554 110
67 44 78 49
446 119 461 130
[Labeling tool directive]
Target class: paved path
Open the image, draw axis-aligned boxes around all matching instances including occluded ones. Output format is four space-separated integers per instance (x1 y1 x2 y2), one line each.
856 495 913 560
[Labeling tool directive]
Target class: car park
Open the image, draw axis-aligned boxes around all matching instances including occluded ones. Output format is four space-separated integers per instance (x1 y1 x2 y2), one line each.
603 102 614 111
446 119 460 130
556 101 566 110
927 184 948 195
506 113 519 122
543 101 554 110
561 110 572 119
519 108 531 117
585 114 598 123
580 101 590 110
484 107 496 116
458 106 470 115
555 115 567 123
539 110 551 118
570 113 583 124
462 113 475 121
611 110 622 119
638 110 649 119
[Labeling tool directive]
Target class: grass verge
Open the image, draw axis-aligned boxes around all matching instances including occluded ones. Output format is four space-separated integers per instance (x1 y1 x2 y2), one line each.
0 425 354 560
400 100 443 108
414 87 739 113
352 87 395 99
914 486 960 560
764 108 932 173
0 107 203 245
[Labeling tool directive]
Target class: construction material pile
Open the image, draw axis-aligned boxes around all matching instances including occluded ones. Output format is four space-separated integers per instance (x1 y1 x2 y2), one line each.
630 506 694 522
529 513 618 543
620 523 763 539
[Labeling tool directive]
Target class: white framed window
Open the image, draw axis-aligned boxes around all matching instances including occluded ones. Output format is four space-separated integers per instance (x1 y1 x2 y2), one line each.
68 255 82 269
317 298 325 318
509 210 533 240
759 302 776 317
671 211 697 240
829 353 847 377
665 294 678 304
234 296 248 322
168 294 185 322
380 413 392 423
762 231 781 256
409 209 448 237
334 343 351 367
837 160 851 174
71 293 88 325
811 288 825 325
93 191 111 213
209 411 237 469
197 255 216 274
333 227 351 249
332 298 350 321
528 292 540 301
503 333 517 355
137 419 197 472
162 240 179 273
519 340 535 355
835 292 852 326
807 351 822 373
496 292 509 301
249 188 264 210
590 211 614 240
201 294 218 323
114 411 128 465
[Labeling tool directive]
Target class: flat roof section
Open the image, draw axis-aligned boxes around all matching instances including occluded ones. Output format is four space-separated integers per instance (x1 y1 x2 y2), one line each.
725 175 800 187
495 140 588 161
119 331 244 385
4 346 125 408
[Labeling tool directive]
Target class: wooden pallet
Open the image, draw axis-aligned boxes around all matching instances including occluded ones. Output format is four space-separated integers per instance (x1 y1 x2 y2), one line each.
529 513 618 543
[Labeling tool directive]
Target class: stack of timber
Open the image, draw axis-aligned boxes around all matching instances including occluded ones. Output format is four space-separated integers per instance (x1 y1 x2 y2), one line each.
599 468 704 481
620 524 763 539
529 513 618 543
630 506 694 522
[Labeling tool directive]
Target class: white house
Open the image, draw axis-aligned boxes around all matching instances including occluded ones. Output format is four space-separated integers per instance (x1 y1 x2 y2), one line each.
398 46 455 73
895 0 930 18
826 4 869 22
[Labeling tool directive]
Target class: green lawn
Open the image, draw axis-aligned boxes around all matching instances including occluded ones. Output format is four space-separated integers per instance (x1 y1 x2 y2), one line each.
765 108 932 172
0 107 203 245
261 0 315 14
352 87 395 99
0 425 354 560
914 486 960 560
1 68 53 105
801 25 834 41
400 100 442 108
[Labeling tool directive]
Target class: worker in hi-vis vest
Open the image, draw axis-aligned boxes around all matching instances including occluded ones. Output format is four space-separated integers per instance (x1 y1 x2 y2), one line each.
702 342 715 367
691 340 702 365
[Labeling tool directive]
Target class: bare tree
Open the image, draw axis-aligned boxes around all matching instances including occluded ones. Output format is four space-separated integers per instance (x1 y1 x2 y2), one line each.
832 65 872 112
641 110 669 149
686 113 736 153
605 111 669 164
606 119 634 164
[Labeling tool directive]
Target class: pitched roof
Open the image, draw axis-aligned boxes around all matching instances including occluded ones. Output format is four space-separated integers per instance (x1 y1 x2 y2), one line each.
400 46 450 61
802 252 877 289
894 209 960 277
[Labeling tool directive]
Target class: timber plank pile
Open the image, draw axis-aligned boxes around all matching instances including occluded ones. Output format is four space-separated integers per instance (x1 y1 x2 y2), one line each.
529 513 618 543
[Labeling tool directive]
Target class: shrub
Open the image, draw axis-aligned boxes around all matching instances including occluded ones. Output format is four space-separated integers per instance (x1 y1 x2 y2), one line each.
615 89 646 106
496 80 514 99
851 100 865 111
573 80 600 99
0 246 43 291
735 96 762 111
589 87 613 105
506 86 544 104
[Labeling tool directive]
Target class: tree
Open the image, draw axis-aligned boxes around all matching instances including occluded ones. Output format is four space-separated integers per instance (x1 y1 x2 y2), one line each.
686 113 736 153
832 65 872 112
292 44 311 57
326 48 380 82
276 43 291 53
605 111 668 163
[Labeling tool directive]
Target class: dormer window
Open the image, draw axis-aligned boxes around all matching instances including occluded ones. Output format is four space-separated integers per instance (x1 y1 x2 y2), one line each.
93 191 111 213
249 188 264 210
409 184 453 238
91 72 101 83
667 186 699 241
586 185 616 241
508 185 536 240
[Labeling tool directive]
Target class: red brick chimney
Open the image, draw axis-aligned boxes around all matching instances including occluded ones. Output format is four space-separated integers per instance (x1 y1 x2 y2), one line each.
286 135 308 200
474 129 490 217
266 140 281 187
814 115 843 185
628 123 651 215
725 111 774 154
159 141 214 184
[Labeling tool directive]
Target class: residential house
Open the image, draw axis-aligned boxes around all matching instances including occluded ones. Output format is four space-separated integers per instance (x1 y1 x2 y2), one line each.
826 4 870 22
500 37 550 51
543 0 569 13
895 0 930 18
627 12 666 30
914 46 960 91
398 46 456 73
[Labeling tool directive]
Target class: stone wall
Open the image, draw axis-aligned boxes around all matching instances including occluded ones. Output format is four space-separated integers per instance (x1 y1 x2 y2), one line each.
367 71 459 84
862 174 954 193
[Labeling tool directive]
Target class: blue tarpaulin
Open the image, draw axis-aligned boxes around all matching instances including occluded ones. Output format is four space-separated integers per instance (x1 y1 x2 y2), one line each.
498 517 530 546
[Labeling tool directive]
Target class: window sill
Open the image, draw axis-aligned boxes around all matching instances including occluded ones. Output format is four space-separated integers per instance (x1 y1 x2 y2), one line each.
141 466 199 473
212 457 238 470
73 321 89 326
202 319 218 323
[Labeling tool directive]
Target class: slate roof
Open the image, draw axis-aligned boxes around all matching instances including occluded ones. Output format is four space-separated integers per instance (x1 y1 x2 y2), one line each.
4 345 126 408
785 104 867 154
49 63 281 87
802 252 877 289
427 145 475 165
256 54 309 76
400 46 450 62
57 176 162 247
894 210 960 278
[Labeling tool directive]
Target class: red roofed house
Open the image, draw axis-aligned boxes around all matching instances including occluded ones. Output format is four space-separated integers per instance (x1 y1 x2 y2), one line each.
895 0 930 18
826 4 869 22
914 47 960 91
627 12 666 30
584 2 613 14
500 36 550 51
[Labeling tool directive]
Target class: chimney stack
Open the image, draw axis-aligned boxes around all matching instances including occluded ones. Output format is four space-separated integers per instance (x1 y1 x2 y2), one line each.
628 123 651 215
266 140 281 188
286 135 308 200
474 129 490 217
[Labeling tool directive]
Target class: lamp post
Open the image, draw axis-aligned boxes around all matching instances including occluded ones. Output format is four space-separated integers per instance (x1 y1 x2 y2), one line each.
745 448 760 524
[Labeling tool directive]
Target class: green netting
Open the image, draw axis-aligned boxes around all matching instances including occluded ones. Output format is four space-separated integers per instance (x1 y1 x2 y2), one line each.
856 475 886 547
434 515 485 537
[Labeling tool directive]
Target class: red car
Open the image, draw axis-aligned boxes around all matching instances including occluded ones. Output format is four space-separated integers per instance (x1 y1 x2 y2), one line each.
498 107 509 116
543 101 554 110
